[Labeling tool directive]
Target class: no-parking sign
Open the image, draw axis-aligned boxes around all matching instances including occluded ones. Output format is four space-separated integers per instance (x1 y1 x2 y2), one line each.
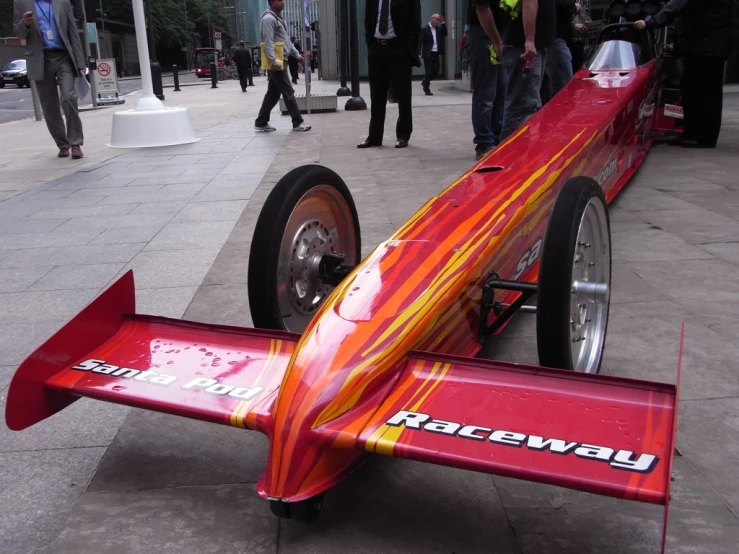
93 59 119 95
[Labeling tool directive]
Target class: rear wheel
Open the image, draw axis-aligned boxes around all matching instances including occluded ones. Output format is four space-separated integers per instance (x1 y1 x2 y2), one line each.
536 177 611 373
248 165 361 332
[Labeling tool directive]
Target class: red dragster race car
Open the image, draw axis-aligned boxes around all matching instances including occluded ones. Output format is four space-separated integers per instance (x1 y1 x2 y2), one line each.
6 5 685 552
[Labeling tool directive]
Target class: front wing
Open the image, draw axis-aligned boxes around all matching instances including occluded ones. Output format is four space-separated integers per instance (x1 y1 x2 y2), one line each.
358 350 680 551
5 271 299 434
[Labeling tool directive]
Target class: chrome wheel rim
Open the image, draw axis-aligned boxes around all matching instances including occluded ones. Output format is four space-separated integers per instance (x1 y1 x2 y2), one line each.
569 197 610 373
276 185 357 333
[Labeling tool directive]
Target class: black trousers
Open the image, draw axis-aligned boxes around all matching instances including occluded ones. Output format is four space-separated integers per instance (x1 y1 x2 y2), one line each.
288 57 299 83
255 69 303 128
368 40 413 142
422 52 440 88
568 41 585 74
237 66 251 90
681 55 725 146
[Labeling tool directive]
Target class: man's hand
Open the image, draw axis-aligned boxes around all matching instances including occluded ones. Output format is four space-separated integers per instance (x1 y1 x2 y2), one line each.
522 39 537 63
297 55 304 64
634 20 646 30
270 63 281 71
22 11 34 26
79 69 86 77
492 38 503 60
575 23 587 35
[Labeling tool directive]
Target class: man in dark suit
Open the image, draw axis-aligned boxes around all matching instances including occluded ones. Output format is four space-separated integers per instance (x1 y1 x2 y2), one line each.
420 13 447 95
233 41 253 92
358 0 422 149
13 0 86 158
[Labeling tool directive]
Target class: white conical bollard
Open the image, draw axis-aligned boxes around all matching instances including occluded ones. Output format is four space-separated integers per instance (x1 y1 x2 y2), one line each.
109 0 199 148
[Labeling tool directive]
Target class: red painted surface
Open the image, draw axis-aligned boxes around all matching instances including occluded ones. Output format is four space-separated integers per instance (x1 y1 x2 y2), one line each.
5 42 679 548
360 352 678 505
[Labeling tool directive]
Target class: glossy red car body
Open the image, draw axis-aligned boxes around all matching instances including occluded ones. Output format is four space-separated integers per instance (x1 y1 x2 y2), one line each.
6 31 682 553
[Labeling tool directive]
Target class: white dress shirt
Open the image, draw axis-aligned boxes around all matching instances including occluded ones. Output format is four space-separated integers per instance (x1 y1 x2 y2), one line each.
430 24 438 52
374 0 397 39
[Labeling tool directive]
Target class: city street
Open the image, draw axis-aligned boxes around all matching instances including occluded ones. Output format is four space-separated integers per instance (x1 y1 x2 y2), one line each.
0 77 738 554
0 70 205 124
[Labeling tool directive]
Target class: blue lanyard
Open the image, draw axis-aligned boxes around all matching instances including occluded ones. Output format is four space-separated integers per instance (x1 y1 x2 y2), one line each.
34 0 52 26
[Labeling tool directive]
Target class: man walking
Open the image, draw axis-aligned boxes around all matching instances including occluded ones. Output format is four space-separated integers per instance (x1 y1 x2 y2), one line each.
358 0 422 149
13 0 86 158
635 0 734 148
233 41 252 92
467 0 507 160
499 0 556 140
254 0 311 133
420 13 447 95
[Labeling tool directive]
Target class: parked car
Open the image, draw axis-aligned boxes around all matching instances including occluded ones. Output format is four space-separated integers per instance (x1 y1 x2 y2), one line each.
0 59 30 88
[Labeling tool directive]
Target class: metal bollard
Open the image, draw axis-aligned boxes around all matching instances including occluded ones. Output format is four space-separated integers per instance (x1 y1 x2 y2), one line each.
29 80 43 121
210 62 218 89
172 65 181 91
151 61 165 100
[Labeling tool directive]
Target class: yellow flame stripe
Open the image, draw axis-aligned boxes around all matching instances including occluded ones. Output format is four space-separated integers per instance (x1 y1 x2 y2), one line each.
229 339 281 429
372 362 452 456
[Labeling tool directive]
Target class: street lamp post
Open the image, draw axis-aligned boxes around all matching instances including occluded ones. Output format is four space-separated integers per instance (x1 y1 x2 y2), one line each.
336 0 350 96
345 0 366 110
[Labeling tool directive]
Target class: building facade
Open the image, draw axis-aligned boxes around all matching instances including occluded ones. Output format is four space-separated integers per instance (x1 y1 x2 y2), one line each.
318 0 739 85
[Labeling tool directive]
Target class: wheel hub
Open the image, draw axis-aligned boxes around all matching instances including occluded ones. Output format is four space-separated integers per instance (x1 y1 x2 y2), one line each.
287 219 336 316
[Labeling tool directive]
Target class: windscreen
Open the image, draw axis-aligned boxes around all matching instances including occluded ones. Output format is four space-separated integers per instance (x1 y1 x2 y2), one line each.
586 40 644 71
195 51 215 67
2 60 25 71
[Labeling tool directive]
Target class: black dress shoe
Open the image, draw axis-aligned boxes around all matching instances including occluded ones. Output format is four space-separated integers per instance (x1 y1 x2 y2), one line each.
395 139 409 148
357 138 382 149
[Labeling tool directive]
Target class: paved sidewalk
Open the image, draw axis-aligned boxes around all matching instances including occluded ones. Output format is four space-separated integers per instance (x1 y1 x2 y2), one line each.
1 76 738 554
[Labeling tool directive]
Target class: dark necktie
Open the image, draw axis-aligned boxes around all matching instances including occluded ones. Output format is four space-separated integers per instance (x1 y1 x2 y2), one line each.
379 0 390 35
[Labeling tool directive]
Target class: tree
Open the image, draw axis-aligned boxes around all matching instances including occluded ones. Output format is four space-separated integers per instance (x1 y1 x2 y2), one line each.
97 0 230 50
1 2 14 37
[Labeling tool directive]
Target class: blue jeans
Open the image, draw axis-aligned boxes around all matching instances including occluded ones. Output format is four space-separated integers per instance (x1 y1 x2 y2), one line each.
468 25 505 154
542 38 573 104
501 45 547 140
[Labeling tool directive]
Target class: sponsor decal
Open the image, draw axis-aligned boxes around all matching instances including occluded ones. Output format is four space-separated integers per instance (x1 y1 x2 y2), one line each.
514 238 543 279
596 156 618 186
385 410 660 474
71 359 264 400
664 104 684 119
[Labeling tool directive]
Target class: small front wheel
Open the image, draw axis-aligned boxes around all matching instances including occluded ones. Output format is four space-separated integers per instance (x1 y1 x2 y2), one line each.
248 165 361 333
270 494 324 523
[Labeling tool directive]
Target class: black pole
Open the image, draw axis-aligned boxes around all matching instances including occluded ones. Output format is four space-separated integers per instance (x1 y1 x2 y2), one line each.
210 62 218 88
344 0 366 110
173 65 181 91
336 0 350 96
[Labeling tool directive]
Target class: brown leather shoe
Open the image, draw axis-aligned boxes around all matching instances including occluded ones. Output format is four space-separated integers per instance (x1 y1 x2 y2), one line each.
71 146 83 159
58 147 70 158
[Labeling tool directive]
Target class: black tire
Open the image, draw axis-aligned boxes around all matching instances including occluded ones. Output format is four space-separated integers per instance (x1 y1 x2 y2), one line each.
248 165 361 332
536 177 611 373
270 494 324 523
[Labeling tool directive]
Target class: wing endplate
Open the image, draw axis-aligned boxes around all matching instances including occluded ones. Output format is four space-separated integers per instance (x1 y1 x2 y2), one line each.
359 351 677 505
6 271 299 434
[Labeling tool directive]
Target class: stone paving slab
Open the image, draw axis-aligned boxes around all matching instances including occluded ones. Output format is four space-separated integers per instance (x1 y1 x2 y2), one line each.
0 79 737 553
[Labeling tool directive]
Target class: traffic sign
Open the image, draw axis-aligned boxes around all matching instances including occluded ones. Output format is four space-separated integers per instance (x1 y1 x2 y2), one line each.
214 31 222 39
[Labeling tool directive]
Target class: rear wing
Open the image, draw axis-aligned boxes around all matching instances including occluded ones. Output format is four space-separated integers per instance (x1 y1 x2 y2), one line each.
359 333 683 552
6 271 300 434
